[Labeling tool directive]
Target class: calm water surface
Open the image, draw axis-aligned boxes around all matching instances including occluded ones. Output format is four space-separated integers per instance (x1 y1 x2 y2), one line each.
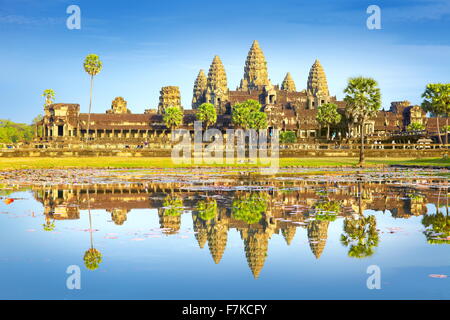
0 168 449 299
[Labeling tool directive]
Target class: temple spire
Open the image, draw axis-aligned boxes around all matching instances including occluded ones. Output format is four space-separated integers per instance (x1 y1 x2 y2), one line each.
207 222 228 264
307 220 330 259
192 69 207 109
242 230 270 279
207 56 227 93
281 72 296 92
281 224 297 245
239 40 270 90
307 59 329 97
205 55 228 113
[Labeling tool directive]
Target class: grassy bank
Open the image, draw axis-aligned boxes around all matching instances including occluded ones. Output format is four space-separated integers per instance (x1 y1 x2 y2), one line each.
0 157 449 170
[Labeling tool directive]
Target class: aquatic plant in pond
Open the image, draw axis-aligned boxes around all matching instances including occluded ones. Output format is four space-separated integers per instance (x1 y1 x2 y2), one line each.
340 215 379 258
232 193 268 224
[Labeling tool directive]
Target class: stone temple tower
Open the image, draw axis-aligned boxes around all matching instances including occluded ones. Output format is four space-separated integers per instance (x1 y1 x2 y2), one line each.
192 69 207 109
205 55 229 114
307 220 330 259
281 72 296 92
158 86 182 114
306 59 330 109
239 40 270 91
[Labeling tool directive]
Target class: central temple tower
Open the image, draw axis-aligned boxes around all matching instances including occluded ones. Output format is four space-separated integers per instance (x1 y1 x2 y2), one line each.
306 59 330 109
239 40 270 91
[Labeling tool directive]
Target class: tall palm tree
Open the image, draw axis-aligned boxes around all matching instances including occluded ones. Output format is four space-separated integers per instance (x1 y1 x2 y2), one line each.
83 54 103 143
344 77 381 165
42 89 55 107
421 83 450 146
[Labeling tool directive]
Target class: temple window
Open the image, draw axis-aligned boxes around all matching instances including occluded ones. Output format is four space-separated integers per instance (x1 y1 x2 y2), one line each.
269 95 275 104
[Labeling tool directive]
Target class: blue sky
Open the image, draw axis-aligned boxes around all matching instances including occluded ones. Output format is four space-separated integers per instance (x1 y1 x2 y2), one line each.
1 0 450 123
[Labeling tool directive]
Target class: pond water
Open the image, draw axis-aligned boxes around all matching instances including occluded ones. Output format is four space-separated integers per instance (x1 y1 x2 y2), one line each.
0 168 449 299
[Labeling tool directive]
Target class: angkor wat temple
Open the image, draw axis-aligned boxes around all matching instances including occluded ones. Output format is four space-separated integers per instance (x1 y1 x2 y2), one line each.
36 40 440 146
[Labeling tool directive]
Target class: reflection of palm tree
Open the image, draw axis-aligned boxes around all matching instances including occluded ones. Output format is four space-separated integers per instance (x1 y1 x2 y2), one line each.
422 189 449 244
83 195 102 270
340 215 379 258
42 215 55 232
232 193 268 224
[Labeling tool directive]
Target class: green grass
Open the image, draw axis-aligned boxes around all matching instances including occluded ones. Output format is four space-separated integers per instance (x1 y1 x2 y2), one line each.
0 156 448 170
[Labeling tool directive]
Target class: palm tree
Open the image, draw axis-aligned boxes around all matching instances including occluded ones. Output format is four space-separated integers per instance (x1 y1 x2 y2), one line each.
196 103 217 129
42 89 55 106
83 54 103 143
344 77 381 165
421 83 450 146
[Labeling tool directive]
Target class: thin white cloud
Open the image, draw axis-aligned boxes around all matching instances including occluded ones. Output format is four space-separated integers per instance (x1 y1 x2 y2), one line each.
0 14 61 25
385 0 450 21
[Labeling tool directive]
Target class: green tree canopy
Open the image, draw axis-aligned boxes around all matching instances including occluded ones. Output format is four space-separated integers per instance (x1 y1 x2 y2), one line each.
232 193 268 224
197 199 218 221
406 122 425 131
340 215 379 258
83 54 103 76
422 212 450 244
343 77 381 164
421 83 450 145
316 103 342 140
163 106 184 130
83 54 103 143
42 89 55 106
232 99 268 129
313 200 341 221
163 195 184 216
196 103 217 128
83 248 102 270
0 120 34 143
280 131 297 143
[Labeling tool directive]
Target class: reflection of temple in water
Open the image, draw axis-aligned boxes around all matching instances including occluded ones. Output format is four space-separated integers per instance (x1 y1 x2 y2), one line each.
32 179 446 278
